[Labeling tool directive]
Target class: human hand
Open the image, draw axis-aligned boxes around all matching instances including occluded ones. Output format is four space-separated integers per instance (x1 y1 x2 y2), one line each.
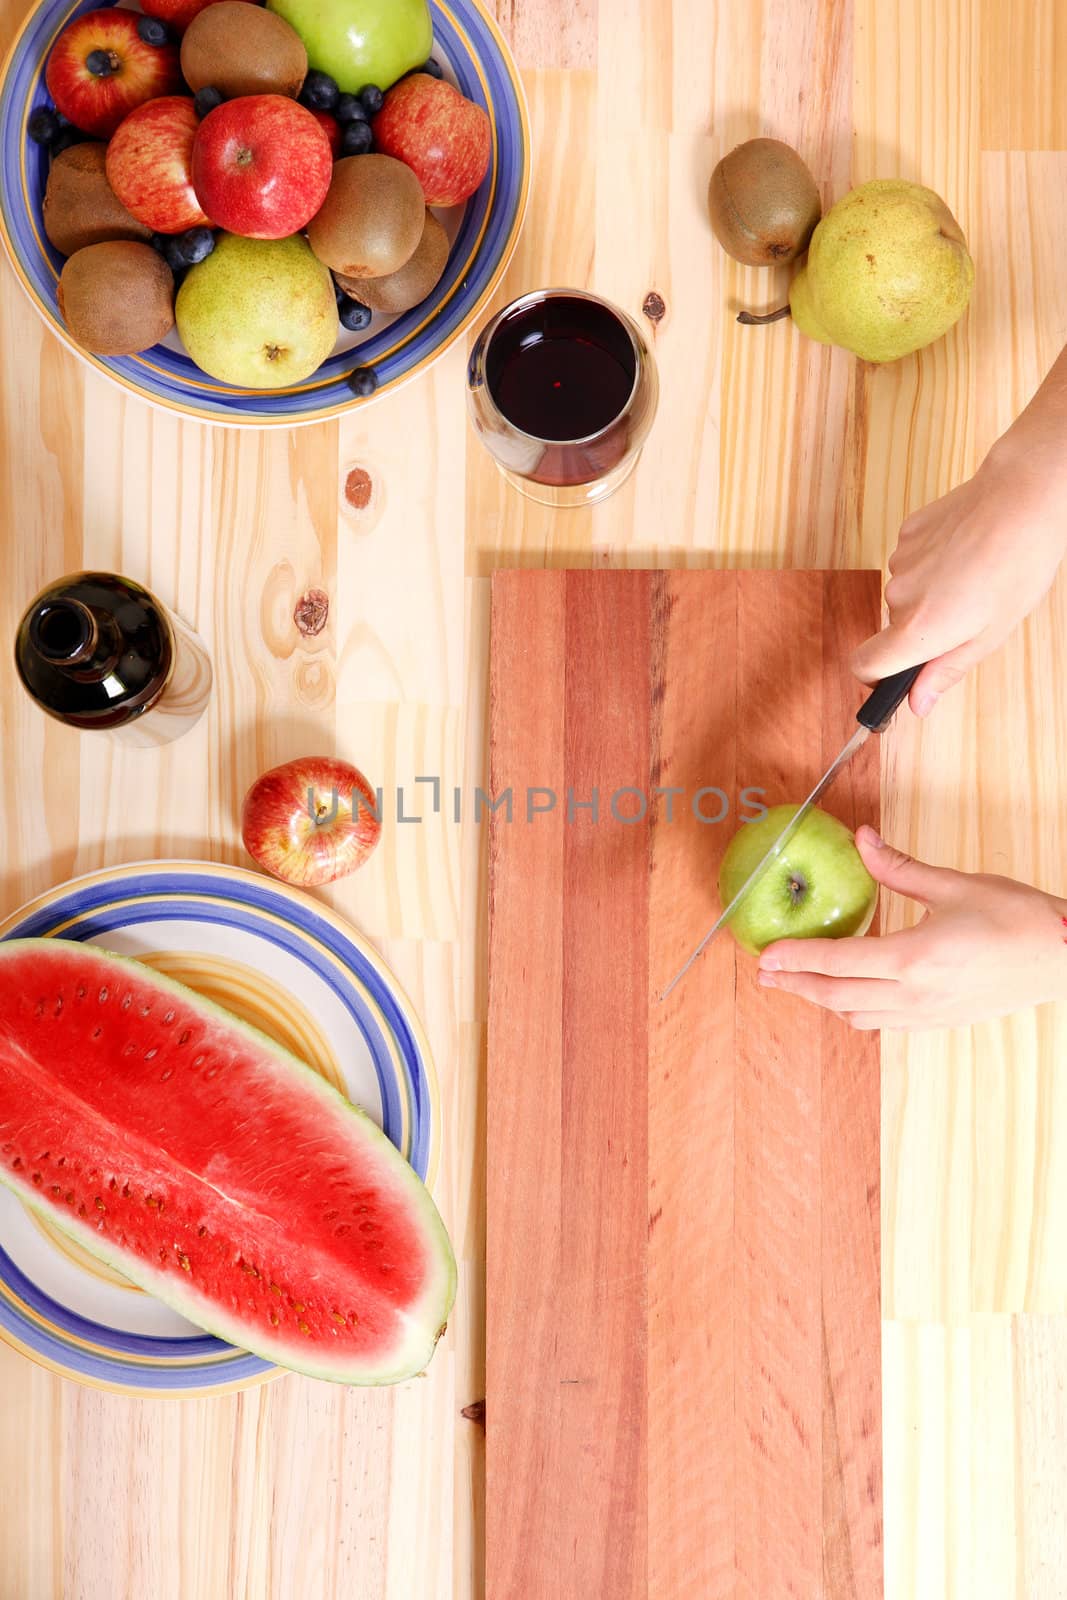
852 442 1067 717
756 827 1067 1031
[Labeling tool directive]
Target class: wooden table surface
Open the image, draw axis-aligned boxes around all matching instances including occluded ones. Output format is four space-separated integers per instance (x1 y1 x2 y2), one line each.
1 0 1065 1594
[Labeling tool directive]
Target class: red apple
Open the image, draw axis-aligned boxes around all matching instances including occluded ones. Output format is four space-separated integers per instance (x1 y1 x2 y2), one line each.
142 0 260 32
192 96 333 239
241 758 382 888
106 98 210 234
45 8 182 139
372 74 491 208
312 110 342 159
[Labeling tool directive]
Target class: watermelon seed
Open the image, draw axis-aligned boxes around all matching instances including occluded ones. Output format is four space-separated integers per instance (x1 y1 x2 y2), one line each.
178 1253 191 1272
160 1068 173 1082
144 1048 158 1061
204 1066 219 1080
32 1173 42 1186
163 1010 175 1025
121 993 132 1011
193 1055 205 1068
269 1311 280 1326
98 987 109 1003
241 1261 259 1277
359 1221 376 1234
53 997 63 1016
77 1203 87 1218
298 1321 311 1335
331 1311 345 1327
65 1191 75 1204
122 1043 135 1057
11 1156 22 1170
146 1194 162 1211
76 985 86 999
95 1197 106 1212
108 1177 117 1190
292 1301 306 1313
50 1185 61 1197
91 1028 102 1040
159 1248 167 1262
140 1003 152 1016
198 1226 207 1237
269 1282 281 1297
334 1224 351 1237
178 1030 191 1046
34 1000 45 1018
56 1156 65 1167
348 1312 359 1325
323 1209 339 1221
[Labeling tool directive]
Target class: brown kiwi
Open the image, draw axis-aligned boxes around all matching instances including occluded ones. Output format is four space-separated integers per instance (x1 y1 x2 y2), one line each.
708 138 821 266
337 210 449 314
57 241 175 356
307 156 424 281
43 143 152 257
181 2 308 98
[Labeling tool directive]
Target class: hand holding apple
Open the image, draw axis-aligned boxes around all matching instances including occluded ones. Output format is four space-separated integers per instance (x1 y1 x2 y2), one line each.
756 827 1067 1031
242 757 382 887
718 803 877 956
373 73 490 206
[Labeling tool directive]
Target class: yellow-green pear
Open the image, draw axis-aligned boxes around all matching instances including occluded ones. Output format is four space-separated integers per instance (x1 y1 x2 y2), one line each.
793 179 974 362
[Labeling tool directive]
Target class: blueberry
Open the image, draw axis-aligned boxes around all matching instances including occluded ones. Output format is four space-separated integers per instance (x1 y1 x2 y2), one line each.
163 237 188 274
150 232 170 255
193 86 224 118
358 84 383 115
338 296 372 332
179 226 215 266
300 69 339 112
334 93 366 124
28 106 59 145
85 48 117 77
422 57 444 79
341 119 373 155
49 127 86 156
346 366 379 397
136 14 169 46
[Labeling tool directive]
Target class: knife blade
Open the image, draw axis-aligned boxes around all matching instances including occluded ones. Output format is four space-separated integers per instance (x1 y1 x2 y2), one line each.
658 663 923 1003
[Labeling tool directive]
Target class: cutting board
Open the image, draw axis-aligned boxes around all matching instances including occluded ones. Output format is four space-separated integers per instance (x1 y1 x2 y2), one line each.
486 570 883 1600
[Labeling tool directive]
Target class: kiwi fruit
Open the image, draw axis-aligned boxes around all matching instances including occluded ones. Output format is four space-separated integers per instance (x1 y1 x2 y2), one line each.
708 138 821 266
337 210 449 314
43 143 152 257
57 241 175 356
181 3 307 98
307 155 424 281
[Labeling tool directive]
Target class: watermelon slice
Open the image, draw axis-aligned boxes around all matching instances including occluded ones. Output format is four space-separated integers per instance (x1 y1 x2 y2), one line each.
0 939 456 1385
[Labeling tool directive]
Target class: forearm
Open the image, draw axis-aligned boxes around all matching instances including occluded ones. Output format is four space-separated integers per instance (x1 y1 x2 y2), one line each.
988 340 1067 499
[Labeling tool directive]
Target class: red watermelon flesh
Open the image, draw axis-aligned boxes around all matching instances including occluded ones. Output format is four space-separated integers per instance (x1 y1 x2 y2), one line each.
0 939 456 1385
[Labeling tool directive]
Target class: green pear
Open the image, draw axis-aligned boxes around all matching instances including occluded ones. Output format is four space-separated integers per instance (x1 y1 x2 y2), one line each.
790 179 974 363
176 233 338 389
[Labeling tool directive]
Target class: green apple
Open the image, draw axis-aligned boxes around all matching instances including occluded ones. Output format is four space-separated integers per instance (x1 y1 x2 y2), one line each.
175 233 337 389
266 0 433 93
718 803 877 956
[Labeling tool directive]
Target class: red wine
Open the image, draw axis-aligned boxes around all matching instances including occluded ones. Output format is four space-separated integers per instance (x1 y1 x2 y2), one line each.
486 295 636 442
15 572 175 731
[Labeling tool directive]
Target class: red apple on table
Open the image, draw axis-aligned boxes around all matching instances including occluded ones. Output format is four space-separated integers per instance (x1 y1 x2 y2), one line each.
372 74 491 207
106 97 210 234
192 96 333 239
45 7 181 138
242 758 382 888
141 0 260 31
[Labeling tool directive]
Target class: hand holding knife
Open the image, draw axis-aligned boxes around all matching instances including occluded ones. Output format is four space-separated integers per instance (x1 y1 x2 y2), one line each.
659 664 923 1002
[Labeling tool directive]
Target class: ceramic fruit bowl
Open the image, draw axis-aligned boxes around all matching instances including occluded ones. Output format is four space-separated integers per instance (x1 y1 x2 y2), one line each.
0 0 529 426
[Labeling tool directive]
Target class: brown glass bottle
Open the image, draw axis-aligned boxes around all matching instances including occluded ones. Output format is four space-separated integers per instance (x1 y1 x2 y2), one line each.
15 572 176 731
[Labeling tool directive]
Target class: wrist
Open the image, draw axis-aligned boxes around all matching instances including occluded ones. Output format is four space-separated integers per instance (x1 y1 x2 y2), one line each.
981 429 1067 549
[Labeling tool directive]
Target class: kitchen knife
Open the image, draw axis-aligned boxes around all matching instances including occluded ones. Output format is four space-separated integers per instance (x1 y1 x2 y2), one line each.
658 663 923 1003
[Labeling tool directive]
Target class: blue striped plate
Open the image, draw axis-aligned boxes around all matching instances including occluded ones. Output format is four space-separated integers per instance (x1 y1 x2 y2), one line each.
0 861 441 1395
0 0 529 425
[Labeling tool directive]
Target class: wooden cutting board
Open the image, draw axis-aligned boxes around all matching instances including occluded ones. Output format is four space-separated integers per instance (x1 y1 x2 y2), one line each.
486 570 883 1600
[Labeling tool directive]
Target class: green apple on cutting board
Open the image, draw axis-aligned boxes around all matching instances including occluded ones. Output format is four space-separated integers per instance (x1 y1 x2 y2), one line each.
719 803 877 956
266 0 433 93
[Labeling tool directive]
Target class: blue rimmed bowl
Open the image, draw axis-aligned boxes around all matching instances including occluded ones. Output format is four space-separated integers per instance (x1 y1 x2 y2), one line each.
0 0 529 426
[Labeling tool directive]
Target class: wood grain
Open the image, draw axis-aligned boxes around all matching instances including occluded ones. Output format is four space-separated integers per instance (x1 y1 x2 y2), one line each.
1 0 1066 1590
486 570 881 1598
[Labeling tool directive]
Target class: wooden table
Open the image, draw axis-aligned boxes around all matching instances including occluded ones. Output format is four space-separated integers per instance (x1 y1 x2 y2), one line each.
1 0 1065 1594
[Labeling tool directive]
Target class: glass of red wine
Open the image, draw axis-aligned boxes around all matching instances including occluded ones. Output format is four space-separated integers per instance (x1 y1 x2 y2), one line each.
466 288 659 507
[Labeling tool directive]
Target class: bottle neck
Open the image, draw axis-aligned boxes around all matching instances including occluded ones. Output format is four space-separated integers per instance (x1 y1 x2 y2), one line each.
28 599 99 665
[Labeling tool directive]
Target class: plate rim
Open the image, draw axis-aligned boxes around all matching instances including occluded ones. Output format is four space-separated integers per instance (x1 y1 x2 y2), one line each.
0 0 532 427
0 858 443 1396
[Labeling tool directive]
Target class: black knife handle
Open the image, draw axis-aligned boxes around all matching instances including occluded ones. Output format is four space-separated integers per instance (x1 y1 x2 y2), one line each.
857 664 925 732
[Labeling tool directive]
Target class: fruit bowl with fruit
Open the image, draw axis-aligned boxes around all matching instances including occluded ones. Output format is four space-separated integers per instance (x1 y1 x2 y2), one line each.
0 0 529 424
